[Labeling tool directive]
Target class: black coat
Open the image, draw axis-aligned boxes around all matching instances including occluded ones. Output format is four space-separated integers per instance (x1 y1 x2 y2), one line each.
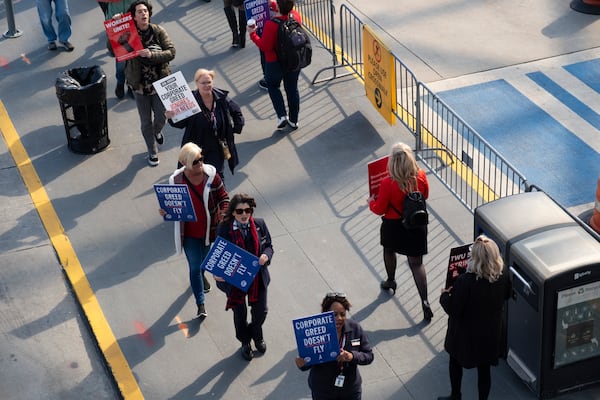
169 88 244 174
215 217 273 290
440 267 512 368
302 318 374 398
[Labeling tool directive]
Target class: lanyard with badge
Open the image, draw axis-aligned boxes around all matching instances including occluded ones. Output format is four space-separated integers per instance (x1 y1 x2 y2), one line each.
335 334 346 387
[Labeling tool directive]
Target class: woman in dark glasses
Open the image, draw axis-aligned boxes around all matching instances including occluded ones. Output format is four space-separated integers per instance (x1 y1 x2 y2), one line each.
215 193 274 361
295 292 374 400
159 142 229 319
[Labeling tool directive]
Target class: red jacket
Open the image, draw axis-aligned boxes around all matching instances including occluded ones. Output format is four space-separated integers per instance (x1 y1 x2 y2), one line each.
250 10 302 63
369 169 429 219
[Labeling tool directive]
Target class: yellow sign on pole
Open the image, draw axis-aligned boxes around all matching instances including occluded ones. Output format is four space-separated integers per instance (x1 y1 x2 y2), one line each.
363 25 396 125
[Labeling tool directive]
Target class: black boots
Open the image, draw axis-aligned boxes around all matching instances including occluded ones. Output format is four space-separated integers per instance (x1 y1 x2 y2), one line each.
237 8 246 48
223 7 246 48
224 7 239 47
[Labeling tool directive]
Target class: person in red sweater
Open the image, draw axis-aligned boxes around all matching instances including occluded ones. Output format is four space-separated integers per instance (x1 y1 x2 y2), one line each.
248 0 302 131
368 142 433 321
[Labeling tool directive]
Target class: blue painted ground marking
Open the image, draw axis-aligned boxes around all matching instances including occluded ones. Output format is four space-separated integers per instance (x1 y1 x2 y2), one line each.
527 71 600 130
564 58 600 94
437 79 599 207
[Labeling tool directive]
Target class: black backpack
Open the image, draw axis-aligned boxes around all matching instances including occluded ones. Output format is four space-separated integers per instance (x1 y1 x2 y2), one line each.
274 14 312 73
401 191 428 230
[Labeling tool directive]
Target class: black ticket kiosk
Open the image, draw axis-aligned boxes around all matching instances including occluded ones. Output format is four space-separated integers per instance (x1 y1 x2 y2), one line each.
474 191 600 398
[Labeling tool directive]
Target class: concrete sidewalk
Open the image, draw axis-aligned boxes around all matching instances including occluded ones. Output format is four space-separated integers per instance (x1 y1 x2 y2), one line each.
0 0 599 399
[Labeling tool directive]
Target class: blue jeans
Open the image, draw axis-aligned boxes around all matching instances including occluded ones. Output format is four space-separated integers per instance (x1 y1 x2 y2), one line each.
116 60 126 85
36 0 72 43
133 92 166 157
264 61 301 123
183 237 209 306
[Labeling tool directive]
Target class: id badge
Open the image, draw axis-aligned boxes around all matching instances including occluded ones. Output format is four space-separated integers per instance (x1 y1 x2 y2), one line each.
334 374 345 387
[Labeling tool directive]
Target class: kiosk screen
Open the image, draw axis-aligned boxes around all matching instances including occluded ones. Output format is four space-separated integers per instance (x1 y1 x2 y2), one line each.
554 280 600 368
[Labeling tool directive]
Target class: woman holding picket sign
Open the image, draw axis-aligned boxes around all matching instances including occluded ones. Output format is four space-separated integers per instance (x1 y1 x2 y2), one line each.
248 0 303 131
215 193 274 361
158 143 229 320
368 142 433 322
295 292 374 400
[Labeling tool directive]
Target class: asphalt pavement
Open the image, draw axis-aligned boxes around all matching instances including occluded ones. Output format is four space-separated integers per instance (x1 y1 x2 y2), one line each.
0 0 599 399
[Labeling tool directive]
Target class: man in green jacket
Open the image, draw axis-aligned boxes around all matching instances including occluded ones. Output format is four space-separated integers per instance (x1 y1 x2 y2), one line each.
125 0 175 167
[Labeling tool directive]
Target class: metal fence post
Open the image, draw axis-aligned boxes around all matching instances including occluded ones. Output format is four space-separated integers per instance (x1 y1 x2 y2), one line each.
3 0 23 38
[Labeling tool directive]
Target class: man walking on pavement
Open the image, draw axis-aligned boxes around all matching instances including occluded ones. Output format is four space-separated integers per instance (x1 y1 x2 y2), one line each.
36 0 74 51
125 0 175 167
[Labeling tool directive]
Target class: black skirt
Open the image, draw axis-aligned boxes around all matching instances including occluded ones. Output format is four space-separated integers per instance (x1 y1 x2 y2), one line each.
380 217 428 256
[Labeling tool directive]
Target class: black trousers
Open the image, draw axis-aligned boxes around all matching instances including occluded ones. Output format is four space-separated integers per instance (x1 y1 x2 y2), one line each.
232 286 268 344
448 356 491 400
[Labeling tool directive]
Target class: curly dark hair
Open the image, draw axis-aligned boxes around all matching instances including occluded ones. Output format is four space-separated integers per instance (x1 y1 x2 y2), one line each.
128 0 153 18
276 0 295 15
222 193 257 225
321 294 351 313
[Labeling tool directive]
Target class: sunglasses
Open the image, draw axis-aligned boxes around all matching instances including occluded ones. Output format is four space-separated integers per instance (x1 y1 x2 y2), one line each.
192 156 203 166
234 208 253 215
326 292 346 298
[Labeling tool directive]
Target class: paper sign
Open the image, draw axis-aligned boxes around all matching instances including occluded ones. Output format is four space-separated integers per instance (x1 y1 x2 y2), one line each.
445 243 472 289
152 71 201 123
293 311 340 367
154 184 196 222
104 13 143 62
201 237 260 292
368 155 389 197
244 0 270 35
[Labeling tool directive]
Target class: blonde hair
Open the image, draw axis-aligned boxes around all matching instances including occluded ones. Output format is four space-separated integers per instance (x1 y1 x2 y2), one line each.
388 142 419 192
467 234 503 282
194 68 215 83
178 142 203 170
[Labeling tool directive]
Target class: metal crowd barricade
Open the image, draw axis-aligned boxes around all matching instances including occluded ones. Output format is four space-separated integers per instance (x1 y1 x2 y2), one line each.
392 54 419 134
337 4 364 79
296 0 355 84
416 82 529 211
299 1 530 212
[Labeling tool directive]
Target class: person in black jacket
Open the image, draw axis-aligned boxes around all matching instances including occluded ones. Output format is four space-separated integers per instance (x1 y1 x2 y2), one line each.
166 68 244 181
295 293 374 400
438 235 512 400
215 193 274 361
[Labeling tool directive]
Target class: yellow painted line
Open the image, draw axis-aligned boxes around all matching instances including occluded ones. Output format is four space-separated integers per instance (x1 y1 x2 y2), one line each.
301 11 497 203
0 101 144 400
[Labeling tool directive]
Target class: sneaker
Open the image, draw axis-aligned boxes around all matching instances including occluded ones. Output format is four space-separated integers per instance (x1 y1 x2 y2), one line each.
254 339 267 354
241 343 254 361
115 84 125 99
155 132 164 145
258 79 268 91
287 120 298 130
203 273 211 293
276 116 288 129
59 41 74 52
127 86 135 99
195 304 207 319
148 155 159 167
48 42 57 51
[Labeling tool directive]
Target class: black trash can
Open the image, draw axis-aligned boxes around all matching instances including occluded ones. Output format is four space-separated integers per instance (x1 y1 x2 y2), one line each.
55 66 110 154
